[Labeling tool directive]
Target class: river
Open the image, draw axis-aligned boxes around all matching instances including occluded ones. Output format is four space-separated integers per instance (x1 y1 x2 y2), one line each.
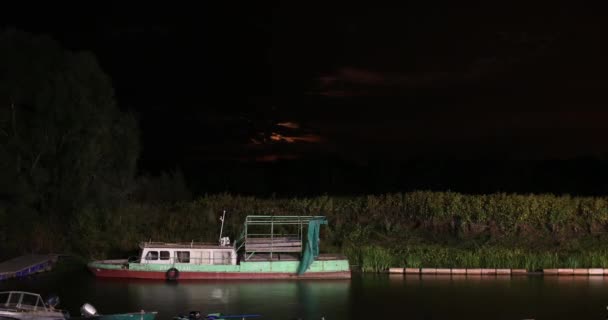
2 259 608 319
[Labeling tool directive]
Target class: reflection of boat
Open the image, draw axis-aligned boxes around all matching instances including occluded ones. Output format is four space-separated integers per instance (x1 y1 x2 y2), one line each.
88 215 350 280
173 311 261 320
80 303 157 320
0 291 68 320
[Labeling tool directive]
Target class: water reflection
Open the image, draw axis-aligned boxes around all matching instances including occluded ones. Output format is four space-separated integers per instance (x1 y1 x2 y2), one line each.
5 262 608 320
377 273 608 320
116 279 351 319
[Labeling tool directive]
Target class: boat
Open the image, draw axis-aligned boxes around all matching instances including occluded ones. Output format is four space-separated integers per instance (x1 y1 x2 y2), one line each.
179 314 324 320
173 311 261 320
201 313 261 320
87 313 157 320
0 291 69 320
80 303 157 320
88 215 351 280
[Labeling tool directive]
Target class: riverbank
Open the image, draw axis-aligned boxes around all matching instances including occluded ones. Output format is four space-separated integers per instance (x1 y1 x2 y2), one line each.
388 267 608 276
4 192 608 274
347 242 608 272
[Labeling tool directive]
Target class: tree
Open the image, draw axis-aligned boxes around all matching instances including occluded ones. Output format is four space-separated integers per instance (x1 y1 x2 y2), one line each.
0 29 140 253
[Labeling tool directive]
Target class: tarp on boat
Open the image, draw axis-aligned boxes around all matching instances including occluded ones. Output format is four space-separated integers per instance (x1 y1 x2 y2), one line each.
297 217 327 274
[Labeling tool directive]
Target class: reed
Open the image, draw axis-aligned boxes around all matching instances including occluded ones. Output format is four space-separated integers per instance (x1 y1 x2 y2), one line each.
342 245 608 272
359 246 394 273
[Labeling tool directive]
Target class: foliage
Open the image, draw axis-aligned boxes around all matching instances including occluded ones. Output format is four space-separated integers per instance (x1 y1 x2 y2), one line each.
131 169 192 204
0 28 139 253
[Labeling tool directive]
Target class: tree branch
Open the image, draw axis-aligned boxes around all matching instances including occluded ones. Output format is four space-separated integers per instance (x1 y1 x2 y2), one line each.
11 102 21 172
30 151 43 175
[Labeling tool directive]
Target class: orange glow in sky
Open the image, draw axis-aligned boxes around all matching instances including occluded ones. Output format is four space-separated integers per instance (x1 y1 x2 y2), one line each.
276 122 300 129
270 132 322 143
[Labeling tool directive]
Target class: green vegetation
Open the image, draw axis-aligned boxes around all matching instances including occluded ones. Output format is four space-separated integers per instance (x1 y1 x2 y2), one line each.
352 246 608 273
4 188 608 272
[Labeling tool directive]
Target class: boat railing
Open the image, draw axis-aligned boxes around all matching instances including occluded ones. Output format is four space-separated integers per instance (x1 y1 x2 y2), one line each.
241 215 328 260
0 291 49 312
244 234 302 253
139 241 218 249
244 215 327 225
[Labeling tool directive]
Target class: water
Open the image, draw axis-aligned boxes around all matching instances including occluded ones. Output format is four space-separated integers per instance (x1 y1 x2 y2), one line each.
2 259 608 319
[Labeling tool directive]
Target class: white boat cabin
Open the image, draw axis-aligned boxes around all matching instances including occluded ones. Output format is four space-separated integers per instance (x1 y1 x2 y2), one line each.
138 242 237 266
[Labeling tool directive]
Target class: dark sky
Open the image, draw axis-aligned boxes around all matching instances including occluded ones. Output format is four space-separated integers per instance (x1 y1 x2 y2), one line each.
3 3 608 194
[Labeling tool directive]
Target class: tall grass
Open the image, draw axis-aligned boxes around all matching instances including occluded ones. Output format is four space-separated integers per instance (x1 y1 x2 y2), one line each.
359 246 394 273
345 245 608 272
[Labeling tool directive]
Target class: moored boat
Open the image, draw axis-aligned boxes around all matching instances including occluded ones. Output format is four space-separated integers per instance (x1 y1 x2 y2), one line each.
0 291 68 320
80 303 157 320
90 312 157 320
173 311 261 320
88 215 350 280
202 313 261 320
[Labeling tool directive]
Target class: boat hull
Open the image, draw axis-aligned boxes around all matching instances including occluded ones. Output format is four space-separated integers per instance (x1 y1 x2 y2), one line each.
0 311 66 320
95 312 157 320
88 259 351 280
88 267 351 280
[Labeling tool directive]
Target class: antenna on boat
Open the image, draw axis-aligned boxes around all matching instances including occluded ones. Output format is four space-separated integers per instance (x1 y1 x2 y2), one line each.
219 210 226 245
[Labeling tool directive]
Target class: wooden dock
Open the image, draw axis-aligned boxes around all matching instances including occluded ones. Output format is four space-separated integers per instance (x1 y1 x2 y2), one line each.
388 267 608 276
0 254 57 281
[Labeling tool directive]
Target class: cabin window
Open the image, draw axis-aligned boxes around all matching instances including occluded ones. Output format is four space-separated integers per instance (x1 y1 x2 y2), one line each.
8 293 20 306
160 251 170 260
145 251 159 261
0 292 9 305
176 251 190 263
20 294 39 308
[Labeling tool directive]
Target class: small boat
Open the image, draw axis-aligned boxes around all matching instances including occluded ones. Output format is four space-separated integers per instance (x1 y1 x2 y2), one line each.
0 291 68 320
80 303 157 320
173 311 261 320
205 313 261 320
203 314 261 320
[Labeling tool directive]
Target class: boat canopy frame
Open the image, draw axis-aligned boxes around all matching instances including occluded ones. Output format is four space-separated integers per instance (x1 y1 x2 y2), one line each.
239 215 327 260
0 291 49 312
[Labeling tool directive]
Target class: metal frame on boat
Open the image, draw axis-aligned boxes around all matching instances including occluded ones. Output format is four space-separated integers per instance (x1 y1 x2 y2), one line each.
239 215 326 261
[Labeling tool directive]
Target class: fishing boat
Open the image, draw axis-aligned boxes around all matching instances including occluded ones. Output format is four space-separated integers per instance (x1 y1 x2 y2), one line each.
201 313 261 320
88 215 350 280
0 291 68 320
80 303 157 320
173 311 261 320
87 313 157 320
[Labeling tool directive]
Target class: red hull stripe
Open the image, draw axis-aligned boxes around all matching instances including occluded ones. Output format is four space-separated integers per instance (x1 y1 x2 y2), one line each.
88 267 351 280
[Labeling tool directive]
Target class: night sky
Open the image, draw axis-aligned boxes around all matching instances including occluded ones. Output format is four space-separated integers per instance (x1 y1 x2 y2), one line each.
3 3 608 195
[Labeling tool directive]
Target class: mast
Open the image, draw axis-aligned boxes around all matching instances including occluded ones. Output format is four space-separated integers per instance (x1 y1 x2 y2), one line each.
219 210 226 245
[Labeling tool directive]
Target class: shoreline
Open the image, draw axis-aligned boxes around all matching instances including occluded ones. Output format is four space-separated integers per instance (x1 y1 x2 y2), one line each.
386 267 608 276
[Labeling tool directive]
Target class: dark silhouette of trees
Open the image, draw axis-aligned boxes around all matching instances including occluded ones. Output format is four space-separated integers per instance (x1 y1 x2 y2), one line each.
0 29 139 255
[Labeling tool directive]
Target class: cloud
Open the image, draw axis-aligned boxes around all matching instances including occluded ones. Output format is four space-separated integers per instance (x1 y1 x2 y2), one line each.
276 122 300 129
316 67 453 97
270 132 323 144
314 32 559 97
